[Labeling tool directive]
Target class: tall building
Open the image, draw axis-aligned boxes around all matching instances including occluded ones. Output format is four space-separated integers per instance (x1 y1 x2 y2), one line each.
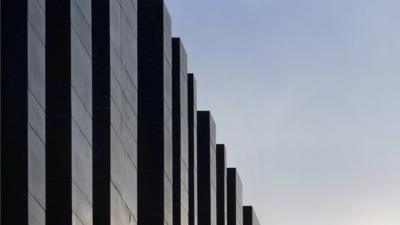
1 0 46 224
92 0 138 225
243 206 260 225
197 111 217 225
1 2 262 225
46 0 93 224
187 73 198 225
217 144 228 225
137 1 173 225
227 168 243 225
172 38 189 225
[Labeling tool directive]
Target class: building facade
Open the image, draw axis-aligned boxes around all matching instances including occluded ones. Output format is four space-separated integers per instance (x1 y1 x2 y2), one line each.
172 38 189 225
197 111 217 225
1 0 46 224
243 206 260 225
1 2 261 225
187 73 198 225
227 168 243 225
92 0 138 225
217 144 228 225
137 1 173 225
46 0 93 225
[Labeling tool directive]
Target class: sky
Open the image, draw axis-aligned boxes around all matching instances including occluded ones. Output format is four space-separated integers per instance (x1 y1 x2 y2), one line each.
164 0 400 225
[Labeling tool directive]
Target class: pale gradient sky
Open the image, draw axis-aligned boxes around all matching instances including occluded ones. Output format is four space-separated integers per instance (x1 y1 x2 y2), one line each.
165 0 400 225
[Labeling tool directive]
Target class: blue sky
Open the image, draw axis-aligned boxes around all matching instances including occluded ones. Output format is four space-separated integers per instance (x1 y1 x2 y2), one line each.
165 0 400 224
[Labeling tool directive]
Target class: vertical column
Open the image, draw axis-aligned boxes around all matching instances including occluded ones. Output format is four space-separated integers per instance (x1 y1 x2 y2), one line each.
1 0 46 224
216 144 227 225
227 168 243 225
137 1 173 225
187 74 198 225
243 206 260 225
46 0 92 224
92 0 138 224
172 38 189 225
197 111 217 225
